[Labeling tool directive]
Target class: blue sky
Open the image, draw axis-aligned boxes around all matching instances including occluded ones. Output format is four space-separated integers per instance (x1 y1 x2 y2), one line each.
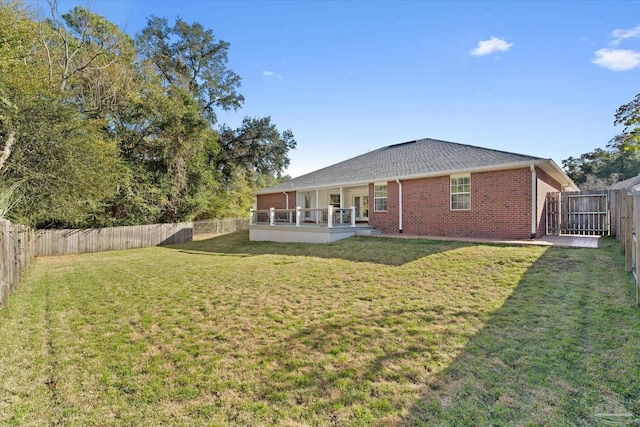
54 0 640 177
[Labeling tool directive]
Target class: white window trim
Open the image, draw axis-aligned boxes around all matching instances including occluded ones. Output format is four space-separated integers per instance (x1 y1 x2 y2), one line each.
450 174 471 211
374 183 388 212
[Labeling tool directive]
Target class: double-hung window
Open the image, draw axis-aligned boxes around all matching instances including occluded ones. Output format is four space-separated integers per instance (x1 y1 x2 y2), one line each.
450 174 471 210
374 184 387 212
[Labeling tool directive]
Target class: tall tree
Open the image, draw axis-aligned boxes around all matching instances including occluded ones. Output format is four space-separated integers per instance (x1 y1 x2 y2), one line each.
217 117 296 184
137 16 244 124
1 3 297 225
614 93 640 149
0 2 126 226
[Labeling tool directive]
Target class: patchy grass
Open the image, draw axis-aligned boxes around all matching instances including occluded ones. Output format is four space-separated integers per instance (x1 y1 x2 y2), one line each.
0 231 638 426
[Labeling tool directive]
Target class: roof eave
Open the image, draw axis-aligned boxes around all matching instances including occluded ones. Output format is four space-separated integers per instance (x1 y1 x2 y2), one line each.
536 159 580 191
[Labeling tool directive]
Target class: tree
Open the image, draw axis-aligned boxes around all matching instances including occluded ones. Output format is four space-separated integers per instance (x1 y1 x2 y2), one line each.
137 16 244 124
0 87 16 172
0 3 126 227
562 144 640 186
0 3 297 226
563 94 640 186
217 117 296 184
4 98 125 227
133 18 295 222
614 93 640 149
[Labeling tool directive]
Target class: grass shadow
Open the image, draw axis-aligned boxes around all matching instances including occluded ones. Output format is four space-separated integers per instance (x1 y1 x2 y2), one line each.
168 230 475 266
400 238 640 426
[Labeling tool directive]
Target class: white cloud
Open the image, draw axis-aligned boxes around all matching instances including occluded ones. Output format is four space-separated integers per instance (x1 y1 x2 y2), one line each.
612 25 640 45
263 70 283 79
470 37 513 57
592 48 640 71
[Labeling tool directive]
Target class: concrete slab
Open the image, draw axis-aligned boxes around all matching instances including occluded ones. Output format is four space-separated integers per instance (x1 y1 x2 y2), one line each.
374 233 601 249
536 235 600 248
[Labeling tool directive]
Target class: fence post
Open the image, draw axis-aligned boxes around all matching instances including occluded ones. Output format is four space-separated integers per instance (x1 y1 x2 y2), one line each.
296 206 301 226
269 208 275 226
621 193 627 253
351 206 356 227
636 192 640 306
327 205 333 228
626 195 633 272
1 220 9 310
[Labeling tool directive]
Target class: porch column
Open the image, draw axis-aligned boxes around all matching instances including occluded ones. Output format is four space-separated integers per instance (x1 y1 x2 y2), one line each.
327 205 333 228
316 189 320 224
351 206 356 227
296 206 301 226
269 207 275 226
249 209 254 225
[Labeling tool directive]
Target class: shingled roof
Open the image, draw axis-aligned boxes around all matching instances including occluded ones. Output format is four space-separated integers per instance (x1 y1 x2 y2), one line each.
258 138 575 193
608 174 640 191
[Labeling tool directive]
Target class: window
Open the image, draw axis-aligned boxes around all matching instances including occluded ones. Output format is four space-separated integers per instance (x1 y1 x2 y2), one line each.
329 194 341 208
374 184 387 211
450 175 471 210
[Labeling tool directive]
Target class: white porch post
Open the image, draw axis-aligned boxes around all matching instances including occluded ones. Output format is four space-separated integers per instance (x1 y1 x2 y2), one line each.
296 206 301 226
269 207 275 226
339 187 344 225
351 206 356 227
316 189 320 224
249 209 254 225
327 205 333 228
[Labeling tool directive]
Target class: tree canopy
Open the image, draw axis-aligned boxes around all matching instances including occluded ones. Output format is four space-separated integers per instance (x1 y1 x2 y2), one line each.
0 1 295 227
563 93 640 189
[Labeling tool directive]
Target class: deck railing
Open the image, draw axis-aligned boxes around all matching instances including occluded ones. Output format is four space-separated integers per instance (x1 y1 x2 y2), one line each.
249 206 357 228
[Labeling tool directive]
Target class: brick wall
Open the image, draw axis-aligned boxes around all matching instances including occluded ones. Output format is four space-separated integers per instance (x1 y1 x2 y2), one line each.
370 168 534 239
535 167 562 238
256 192 296 210
369 181 400 233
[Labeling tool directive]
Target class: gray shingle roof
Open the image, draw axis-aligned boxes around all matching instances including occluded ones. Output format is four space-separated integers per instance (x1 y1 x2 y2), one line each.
259 137 545 193
608 175 640 190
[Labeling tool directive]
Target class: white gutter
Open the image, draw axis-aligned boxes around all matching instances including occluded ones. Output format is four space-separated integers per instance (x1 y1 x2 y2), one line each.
530 164 537 239
396 178 403 233
283 192 289 209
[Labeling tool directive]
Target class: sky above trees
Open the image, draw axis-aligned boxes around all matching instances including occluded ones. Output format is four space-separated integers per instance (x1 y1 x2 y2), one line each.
53 0 640 177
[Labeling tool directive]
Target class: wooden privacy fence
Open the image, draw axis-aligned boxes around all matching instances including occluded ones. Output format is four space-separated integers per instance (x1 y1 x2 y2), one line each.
193 218 249 235
545 190 610 236
35 222 194 256
0 219 36 309
611 188 640 306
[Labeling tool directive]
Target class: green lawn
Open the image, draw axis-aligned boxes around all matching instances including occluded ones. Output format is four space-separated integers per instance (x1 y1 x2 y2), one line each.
0 231 638 426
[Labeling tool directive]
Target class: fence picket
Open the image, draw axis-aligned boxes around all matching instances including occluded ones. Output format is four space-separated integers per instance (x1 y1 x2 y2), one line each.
0 219 36 310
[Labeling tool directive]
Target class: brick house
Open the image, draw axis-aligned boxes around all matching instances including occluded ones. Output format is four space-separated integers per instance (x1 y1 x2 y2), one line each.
250 138 578 243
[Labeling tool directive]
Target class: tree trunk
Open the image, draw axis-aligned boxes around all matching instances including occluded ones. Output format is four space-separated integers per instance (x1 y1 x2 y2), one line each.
0 132 14 172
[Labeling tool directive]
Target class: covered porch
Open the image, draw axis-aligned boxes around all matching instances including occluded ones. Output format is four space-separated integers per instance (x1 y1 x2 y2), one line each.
250 184 374 243
294 185 370 225
249 205 378 243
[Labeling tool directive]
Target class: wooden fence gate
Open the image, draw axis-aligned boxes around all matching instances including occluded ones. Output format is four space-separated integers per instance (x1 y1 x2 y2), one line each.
546 191 610 236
